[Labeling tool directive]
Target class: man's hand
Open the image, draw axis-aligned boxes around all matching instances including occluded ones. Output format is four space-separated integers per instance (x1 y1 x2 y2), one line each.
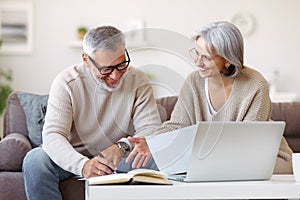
82 156 116 178
126 136 152 168
101 144 123 167
82 144 123 178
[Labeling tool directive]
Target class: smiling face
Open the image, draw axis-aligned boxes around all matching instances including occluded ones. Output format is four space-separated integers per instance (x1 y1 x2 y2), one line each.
85 47 128 88
195 37 228 78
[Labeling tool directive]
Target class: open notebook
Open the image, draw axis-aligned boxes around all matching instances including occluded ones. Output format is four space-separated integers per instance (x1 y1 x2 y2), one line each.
146 121 285 182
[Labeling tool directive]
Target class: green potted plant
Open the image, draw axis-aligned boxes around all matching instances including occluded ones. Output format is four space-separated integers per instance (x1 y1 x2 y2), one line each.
0 39 13 115
77 26 88 40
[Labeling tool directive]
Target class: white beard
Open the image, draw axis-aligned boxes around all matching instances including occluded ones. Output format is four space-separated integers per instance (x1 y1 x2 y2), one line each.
96 77 124 92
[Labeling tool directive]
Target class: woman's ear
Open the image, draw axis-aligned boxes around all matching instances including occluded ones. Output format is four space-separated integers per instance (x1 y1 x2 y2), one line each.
82 52 88 62
225 62 231 69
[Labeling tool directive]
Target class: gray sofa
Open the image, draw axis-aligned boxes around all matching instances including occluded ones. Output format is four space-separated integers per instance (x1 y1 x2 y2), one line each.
0 92 299 200
0 92 177 200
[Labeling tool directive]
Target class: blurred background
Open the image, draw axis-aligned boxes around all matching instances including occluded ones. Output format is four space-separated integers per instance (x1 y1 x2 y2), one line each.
0 0 300 133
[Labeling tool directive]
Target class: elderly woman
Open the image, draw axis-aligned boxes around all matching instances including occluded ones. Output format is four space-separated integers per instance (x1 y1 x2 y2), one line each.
127 21 293 174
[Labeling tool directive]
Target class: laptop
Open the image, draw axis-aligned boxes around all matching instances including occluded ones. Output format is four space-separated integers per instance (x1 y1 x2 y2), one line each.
146 121 285 182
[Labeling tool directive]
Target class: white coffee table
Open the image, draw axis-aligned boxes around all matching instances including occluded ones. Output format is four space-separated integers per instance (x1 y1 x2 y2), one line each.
85 175 300 200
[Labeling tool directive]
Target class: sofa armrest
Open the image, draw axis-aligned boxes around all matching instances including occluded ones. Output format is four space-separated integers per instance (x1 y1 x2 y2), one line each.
0 133 32 171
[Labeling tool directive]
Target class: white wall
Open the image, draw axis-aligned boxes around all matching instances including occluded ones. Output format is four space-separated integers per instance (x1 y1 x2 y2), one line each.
0 0 299 136
0 0 300 95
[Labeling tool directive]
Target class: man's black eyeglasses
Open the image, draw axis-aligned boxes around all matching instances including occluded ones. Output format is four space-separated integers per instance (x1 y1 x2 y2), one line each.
87 49 130 75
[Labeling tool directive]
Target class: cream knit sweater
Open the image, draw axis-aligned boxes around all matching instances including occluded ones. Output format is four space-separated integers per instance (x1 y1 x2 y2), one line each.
42 63 161 176
154 67 293 173
155 67 271 132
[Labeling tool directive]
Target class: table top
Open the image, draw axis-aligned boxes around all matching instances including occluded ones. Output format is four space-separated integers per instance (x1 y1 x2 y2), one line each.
86 175 300 200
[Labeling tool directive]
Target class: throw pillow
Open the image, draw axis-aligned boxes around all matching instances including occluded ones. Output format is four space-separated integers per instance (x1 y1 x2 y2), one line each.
0 133 32 171
17 93 48 148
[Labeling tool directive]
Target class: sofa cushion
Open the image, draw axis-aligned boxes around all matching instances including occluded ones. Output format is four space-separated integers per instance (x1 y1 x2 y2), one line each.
0 133 32 171
16 93 48 148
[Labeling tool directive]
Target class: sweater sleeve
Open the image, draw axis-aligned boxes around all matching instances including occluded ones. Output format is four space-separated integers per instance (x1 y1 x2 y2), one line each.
243 81 272 121
42 74 89 176
154 74 198 134
132 82 162 137
273 137 293 174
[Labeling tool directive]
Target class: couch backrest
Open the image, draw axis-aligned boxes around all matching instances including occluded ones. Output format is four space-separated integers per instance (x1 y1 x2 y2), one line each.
3 92 300 152
271 102 300 152
156 97 300 153
156 96 178 122
2 92 178 143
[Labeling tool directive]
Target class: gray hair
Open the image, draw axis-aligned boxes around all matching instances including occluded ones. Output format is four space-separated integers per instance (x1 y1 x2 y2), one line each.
83 26 125 57
192 21 244 77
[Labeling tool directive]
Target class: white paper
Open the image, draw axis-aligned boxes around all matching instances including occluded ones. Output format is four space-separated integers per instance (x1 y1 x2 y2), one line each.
146 124 198 175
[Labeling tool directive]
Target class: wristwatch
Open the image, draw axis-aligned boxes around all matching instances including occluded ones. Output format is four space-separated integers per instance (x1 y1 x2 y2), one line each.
116 138 132 157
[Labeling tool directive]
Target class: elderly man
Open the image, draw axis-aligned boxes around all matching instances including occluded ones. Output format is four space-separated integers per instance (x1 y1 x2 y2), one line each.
23 26 161 200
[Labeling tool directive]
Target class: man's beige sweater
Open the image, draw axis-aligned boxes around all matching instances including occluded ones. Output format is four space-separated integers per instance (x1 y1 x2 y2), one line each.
42 64 161 176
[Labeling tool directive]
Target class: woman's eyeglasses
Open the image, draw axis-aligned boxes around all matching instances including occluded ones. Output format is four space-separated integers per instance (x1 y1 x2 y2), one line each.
188 48 215 64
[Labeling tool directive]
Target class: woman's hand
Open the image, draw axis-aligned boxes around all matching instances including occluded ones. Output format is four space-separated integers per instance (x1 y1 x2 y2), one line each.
126 136 152 168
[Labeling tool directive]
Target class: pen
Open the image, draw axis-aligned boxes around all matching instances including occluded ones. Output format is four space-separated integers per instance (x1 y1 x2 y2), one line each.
98 152 105 158
97 152 116 174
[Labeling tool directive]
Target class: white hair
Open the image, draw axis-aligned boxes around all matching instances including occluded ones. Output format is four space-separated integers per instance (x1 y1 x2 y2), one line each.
192 21 244 77
82 26 125 57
